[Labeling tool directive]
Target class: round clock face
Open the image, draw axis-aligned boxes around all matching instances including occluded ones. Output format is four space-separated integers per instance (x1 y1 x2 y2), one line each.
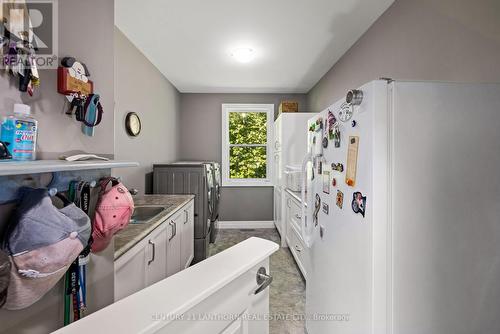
338 102 354 122
125 112 141 137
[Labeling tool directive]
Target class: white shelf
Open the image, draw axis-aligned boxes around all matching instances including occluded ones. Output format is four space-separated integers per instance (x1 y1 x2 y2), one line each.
0 160 139 176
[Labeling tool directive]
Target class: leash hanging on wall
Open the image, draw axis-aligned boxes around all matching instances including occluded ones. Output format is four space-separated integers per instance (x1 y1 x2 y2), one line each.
57 57 104 137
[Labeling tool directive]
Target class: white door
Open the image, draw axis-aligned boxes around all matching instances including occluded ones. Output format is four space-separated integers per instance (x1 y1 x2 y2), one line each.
115 245 148 302
167 212 182 277
273 188 282 236
306 81 382 334
273 151 281 188
181 203 195 269
53 238 279 334
146 224 168 286
274 116 282 152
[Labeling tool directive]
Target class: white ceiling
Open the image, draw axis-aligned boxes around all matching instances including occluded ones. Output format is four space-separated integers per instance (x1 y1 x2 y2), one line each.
115 0 394 93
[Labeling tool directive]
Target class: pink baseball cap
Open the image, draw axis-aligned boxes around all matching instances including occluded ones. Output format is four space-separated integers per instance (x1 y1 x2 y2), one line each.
92 178 134 253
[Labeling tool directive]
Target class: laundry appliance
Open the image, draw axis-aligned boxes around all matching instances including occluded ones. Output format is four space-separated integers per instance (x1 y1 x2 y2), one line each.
209 162 221 243
153 162 215 263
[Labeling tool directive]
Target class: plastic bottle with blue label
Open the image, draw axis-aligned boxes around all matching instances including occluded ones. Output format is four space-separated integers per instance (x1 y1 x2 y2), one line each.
0 104 38 161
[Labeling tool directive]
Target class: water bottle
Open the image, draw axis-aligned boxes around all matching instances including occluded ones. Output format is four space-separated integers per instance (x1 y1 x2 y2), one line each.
0 104 38 161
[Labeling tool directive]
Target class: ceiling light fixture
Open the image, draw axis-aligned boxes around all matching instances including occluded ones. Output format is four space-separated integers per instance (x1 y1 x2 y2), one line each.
231 48 255 63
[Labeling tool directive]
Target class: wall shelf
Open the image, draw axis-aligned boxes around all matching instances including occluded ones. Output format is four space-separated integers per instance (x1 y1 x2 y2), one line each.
0 160 139 176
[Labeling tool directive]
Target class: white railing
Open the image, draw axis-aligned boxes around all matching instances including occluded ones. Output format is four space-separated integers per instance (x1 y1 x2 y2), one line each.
53 237 279 334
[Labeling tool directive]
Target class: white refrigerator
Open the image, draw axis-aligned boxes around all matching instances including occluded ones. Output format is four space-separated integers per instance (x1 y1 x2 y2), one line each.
301 80 500 334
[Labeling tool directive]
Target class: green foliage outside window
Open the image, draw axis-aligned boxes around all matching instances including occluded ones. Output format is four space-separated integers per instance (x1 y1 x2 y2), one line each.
228 112 268 179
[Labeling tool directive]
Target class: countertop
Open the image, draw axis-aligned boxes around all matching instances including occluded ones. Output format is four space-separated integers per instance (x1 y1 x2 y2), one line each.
114 195 195 260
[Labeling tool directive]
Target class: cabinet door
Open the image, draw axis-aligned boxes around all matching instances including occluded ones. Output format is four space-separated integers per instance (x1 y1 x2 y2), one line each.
167 212 182 277
181 202 195 269
274 152 282 188
274 189 282 236
115 244 147 301
274 117 282 151
146 224 168 286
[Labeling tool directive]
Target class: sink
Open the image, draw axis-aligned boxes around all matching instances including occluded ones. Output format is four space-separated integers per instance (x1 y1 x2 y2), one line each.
130 206 169 224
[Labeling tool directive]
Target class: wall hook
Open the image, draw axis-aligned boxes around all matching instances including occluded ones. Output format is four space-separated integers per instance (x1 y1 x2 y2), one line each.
48 188 58 197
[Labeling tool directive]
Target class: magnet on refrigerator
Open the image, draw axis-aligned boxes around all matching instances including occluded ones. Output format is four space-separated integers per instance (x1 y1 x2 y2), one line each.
351 192 366 217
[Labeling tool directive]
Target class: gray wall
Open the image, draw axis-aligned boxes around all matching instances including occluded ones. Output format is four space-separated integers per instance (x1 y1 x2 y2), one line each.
0 0 115 158
114 28 180 195
307 0 500 111
179 93 307 221
0 1 116 333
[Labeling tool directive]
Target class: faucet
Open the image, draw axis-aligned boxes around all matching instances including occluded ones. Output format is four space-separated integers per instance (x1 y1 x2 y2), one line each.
128 188 139 196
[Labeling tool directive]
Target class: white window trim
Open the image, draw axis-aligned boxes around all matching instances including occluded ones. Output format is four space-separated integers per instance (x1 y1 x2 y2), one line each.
222 104 274 187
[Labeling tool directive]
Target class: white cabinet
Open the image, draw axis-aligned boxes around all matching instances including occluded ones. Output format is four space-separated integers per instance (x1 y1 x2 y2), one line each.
115 199 195 301
273 151 282 188
165 201 194 276
166 201 195 276
115 223 167 301
166 212 182 277
181 202 195 269
273 113 312 187
273 188 282 237
274 116 282 152
146 223 168 286
273 113 312 249
284 191 309 280
114 242 147 301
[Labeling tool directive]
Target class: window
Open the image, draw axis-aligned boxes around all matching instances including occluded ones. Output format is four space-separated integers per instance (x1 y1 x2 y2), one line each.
222 104 274 187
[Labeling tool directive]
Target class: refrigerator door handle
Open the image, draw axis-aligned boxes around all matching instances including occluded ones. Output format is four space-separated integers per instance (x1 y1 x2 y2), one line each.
301 152 314 248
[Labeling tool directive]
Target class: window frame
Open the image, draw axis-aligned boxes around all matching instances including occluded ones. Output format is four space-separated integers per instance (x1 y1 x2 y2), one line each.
221 103 274 187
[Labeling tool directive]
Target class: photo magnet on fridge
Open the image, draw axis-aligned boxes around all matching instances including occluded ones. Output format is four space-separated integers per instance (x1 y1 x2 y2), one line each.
332 163 344 173
322 203 329 215
352 192 367 218
333 123 341 148
336 190 344 209
323 171 330 194
328 110 336 140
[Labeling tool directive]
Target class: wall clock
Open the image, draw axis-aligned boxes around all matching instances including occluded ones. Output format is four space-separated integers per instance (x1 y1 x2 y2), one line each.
125 112 142 137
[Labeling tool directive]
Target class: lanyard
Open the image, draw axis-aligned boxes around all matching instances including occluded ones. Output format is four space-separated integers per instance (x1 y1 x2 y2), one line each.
64 180 93 325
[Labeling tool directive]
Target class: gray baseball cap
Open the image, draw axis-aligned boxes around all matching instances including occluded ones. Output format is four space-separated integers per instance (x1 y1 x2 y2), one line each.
2 188 91 310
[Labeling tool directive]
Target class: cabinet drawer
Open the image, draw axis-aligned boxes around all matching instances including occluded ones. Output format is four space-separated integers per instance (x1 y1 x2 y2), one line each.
287 223 309 280
286 195 303 232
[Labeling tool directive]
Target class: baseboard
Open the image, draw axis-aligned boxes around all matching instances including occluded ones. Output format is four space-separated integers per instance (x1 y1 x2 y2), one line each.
218 221 276 229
